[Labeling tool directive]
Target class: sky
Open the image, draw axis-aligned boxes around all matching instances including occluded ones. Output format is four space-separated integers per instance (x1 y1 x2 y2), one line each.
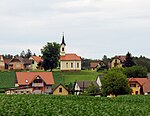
0 0 150 59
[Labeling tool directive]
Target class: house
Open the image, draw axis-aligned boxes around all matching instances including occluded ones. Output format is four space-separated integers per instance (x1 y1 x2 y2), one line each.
90 61 106 70
0 55 5 70
29 56 43 70
8 56 32 70
74 76 102 95
60 34 81 71
53 83 68 95
15 72 54 94
110 56 126 68
128 78 150 95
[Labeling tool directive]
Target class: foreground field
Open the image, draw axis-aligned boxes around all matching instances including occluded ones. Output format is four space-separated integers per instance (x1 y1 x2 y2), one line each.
0 95 150 116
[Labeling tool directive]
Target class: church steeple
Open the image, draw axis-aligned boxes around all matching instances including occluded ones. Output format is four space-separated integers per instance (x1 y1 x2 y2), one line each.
60 33 66 56
61 33 66 46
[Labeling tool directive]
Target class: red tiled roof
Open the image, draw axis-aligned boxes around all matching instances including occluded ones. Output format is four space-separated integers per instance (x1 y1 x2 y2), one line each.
31 56 43 63
128 78 148 86
16 72 54 85
128 78 150 93
60 54 81 61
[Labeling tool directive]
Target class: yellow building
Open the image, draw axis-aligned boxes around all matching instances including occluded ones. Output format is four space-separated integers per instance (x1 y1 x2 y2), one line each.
110 56 126 68
53 83 68 95
60 34 81 71
128 78 150 95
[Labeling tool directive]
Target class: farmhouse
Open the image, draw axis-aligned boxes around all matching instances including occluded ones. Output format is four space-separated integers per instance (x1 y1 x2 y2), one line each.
74 75 102 95
29 56 43 70
60 34 81 71
0 55 5 70
14 72 54 94
53 83 68 95
90 61 106 70
128 78 150 95
8 56 32 70
110 56 126 68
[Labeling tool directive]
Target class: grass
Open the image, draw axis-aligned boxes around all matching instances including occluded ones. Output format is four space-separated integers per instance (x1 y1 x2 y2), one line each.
53 70 100 85
0 94 150 115
0 71 16 89
0 70 101 91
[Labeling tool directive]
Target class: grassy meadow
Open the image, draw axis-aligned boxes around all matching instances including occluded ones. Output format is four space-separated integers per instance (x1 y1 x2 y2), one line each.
0 94 150 116
0 70 100 91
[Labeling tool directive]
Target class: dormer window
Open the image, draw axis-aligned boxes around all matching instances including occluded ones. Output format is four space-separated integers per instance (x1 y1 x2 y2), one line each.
25 79 28 83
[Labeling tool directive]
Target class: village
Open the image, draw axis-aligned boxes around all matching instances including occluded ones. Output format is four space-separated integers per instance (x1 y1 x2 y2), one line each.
0 35 150 96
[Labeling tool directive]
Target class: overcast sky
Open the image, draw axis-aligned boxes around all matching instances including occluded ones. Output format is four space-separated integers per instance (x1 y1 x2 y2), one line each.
0 0 150 59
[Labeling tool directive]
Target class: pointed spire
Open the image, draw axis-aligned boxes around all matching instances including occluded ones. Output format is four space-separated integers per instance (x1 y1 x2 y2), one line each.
61 32 66 46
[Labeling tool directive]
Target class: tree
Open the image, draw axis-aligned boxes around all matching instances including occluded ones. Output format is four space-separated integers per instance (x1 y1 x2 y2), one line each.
101 69 131 96
102 55 110 68
124 52 135 67
20 50 26 58
123 66 147 78
25 49 32 58
41 42 60 71
86 82 100 95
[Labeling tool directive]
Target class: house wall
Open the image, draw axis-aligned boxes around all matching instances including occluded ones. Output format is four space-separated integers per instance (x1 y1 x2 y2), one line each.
9 62 24 70
74 83 80 95
60 61 81 71
29 57 38 70
5 88 33 95
111 59 122 68
45 85 52 93
53 85 68 95
0 56 5 70
129 82 141 95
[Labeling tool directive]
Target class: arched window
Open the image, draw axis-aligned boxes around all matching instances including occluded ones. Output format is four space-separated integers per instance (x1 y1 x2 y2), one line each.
62 47 64 51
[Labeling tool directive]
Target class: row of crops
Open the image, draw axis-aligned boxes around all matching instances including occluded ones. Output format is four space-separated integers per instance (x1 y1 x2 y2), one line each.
0 94 150 116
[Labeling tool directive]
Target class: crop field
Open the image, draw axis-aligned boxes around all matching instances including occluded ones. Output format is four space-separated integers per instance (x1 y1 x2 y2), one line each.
0 94 150 116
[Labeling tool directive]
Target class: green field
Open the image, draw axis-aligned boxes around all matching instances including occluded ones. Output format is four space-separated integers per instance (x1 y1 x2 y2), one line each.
0 71 16 90
0 94 150 115
53 70 100 85
0 70 100 91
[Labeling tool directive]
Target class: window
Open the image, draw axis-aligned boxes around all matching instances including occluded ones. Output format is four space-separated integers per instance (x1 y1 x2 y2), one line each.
130 84 136 87
62 47 64 51
71 63 73 68
59 88 62 93
77 63 79 68
66 63 68 68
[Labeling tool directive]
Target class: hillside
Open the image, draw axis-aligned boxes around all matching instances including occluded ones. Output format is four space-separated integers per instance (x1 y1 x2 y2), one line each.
53 70 100 85
0 70 100 91
0 71 16 92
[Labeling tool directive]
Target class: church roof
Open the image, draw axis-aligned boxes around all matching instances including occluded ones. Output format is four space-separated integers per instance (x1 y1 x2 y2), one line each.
60 54 81 61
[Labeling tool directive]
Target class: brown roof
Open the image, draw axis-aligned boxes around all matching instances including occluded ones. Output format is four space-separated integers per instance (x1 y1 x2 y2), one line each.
31 56 43 63
9 57 32 65
90 62 99 68
4 59 11 64
75 81 99 91
116 56 126 62
60 54 81 61
16 72 54 85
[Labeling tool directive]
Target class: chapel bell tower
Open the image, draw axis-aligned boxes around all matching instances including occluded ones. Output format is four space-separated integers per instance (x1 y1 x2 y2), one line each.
60 33 66 56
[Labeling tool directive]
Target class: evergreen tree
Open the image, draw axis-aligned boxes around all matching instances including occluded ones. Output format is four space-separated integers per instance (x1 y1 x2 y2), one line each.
124 52 135 67
26 49 32 58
